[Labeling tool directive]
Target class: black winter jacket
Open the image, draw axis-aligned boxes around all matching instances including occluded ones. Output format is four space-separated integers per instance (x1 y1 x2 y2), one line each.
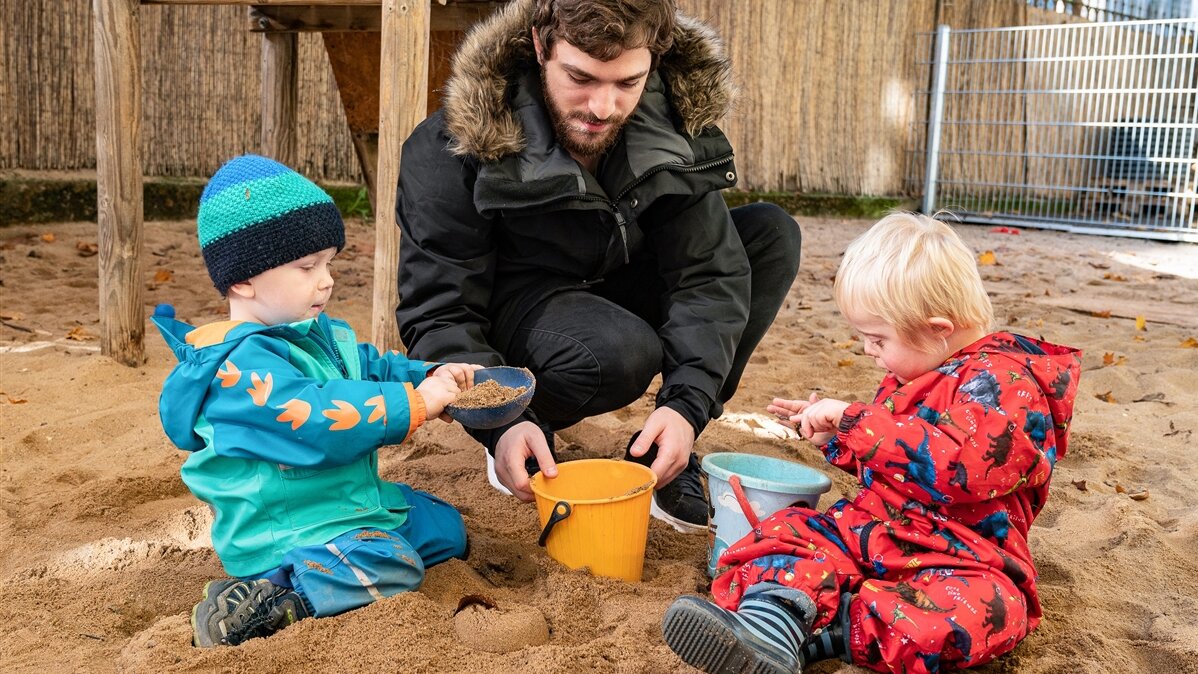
396 0 750 438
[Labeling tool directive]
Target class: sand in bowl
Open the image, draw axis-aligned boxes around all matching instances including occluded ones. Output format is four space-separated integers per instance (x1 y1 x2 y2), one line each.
454 379 528 409
452 595 549 653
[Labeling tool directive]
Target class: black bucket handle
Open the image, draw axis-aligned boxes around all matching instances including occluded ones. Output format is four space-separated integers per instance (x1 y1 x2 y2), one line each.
537 500 572 546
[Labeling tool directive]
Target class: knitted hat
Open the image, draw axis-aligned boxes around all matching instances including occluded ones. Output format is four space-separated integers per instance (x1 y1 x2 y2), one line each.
197 154 345 295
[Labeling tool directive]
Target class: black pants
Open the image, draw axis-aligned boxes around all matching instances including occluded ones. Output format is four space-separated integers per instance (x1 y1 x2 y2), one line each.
493 202 802 438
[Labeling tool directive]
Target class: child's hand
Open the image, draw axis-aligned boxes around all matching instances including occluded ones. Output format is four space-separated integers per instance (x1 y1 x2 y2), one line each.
766 393 819 428
431 363 482 389
416 375 462 422
797 397 850 444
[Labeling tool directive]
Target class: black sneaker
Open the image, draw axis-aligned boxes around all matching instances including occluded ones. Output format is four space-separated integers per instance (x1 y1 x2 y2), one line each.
624 433 709 534
192 578 310 648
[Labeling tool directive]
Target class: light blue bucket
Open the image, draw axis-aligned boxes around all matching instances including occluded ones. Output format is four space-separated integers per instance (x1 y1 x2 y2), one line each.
701 453 833 578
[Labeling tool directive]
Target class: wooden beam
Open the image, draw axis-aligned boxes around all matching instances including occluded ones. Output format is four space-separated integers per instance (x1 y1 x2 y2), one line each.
144 1 384 6
249 3 500 32
372 0 429 352
94 0 146 366
323 32 381 213
261 31 298 165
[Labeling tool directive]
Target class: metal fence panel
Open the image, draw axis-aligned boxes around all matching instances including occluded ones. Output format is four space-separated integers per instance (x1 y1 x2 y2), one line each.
910 18 1198 242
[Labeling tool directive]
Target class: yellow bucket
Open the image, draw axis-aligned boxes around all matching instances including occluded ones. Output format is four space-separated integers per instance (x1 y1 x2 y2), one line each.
530 459 657 582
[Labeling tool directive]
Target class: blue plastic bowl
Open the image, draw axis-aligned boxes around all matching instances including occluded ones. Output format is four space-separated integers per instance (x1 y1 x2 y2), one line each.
446 366 536 429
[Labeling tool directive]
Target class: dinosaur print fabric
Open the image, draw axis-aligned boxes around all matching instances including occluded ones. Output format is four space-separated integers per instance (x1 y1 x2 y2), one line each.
712 333 1081 673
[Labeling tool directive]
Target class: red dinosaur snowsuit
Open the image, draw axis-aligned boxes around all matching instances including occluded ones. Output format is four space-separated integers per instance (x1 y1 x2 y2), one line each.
712 333 1081 673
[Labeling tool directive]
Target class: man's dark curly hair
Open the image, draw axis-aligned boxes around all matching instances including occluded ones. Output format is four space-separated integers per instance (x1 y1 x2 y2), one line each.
532 0 676 65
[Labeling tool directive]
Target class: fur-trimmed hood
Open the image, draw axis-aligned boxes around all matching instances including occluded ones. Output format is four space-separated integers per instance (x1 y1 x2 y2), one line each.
442 0 736 162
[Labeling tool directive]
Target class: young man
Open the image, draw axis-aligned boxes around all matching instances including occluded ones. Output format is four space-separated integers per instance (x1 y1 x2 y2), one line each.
395 0 802 533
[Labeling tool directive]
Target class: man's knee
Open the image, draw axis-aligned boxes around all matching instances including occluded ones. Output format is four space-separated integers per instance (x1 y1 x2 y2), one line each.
730 202 802 267
525 318 661 422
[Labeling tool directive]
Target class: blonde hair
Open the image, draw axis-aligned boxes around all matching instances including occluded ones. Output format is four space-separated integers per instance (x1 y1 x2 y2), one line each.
834 212 994 352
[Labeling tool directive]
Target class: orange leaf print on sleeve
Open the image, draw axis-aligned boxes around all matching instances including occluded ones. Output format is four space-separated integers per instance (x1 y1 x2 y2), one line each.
365 395 387 424
217 360 242 388
323 400 362 431
276 399 312 430
248 372 273 407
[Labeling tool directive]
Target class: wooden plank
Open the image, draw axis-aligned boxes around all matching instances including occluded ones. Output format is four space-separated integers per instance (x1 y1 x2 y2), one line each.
249 3 500 32
261 32 298 165
372 0 429 352
93 0 146 366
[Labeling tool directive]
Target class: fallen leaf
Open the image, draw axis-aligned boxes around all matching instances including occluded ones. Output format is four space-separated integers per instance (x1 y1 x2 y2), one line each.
1132 393 1167 404
1128 490 1149 501
1094 390 1116 403
153 269 174 284
76 241 98 257
1181 337 1198 348
1134 315 1146 332
40 233 56 243
837 359 854 367
1091 309 1112 318
1132 334 1146 342
5 396 28 404
65 326 95 341
1102 272 1128 282
1071 479 1088 491
1163 421 1189 438
1101 352 1127 366
1114 483 1126 494
977 250 998 266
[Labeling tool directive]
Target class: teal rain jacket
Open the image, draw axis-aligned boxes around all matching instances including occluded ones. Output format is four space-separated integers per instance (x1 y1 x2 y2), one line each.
154 314 437 577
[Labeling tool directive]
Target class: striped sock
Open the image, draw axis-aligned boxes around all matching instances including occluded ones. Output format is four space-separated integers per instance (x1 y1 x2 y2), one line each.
735 595 809 658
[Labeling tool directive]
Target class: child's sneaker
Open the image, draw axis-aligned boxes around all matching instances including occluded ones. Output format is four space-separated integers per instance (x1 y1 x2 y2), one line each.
192 578 310 647
662 593 812 674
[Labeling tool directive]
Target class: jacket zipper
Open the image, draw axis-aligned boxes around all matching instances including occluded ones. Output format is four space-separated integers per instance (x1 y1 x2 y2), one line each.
308 328 347 377
613 153 735 203
575 153 736 266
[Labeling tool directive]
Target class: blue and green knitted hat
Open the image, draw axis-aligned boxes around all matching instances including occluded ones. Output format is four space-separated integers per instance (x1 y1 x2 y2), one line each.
197 154 345 295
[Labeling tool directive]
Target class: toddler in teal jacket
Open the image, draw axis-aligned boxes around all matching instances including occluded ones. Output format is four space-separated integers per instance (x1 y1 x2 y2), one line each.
155 154 479 648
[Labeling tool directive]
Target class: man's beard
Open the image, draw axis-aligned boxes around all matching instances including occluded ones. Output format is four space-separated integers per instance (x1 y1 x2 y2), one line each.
542 68 627 159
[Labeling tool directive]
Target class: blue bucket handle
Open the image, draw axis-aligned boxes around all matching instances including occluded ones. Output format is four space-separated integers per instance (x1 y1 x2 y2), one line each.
537 500 572 546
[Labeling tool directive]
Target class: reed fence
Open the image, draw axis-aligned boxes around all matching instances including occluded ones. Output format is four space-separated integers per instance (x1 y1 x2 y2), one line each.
1 0 1084 194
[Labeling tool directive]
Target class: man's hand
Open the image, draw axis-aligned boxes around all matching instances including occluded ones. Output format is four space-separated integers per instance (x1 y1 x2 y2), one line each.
627 406 695 487
493 421 558 502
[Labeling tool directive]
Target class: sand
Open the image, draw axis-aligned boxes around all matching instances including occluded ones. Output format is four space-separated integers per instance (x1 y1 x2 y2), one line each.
1 215 1196 674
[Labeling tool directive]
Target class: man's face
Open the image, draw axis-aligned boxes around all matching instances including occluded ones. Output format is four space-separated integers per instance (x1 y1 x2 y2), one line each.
536 34 652 160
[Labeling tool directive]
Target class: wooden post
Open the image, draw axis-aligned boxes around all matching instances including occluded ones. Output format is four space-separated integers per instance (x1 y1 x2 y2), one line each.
261 31 298 165
372 0 430 352
93 0 145 366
